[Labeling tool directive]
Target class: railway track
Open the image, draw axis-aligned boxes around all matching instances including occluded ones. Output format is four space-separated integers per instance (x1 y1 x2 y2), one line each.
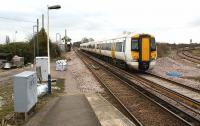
144 72 200 93
76 49 200 126
177 49 200 64
140 72 200 109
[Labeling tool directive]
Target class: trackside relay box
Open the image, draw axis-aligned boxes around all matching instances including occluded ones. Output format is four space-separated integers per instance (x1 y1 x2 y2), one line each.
13 71 37 112
36 57 48 81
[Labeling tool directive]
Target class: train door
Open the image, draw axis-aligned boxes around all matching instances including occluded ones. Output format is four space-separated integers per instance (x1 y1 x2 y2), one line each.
138 36 150 70
141 37 150 61
111 41 116 59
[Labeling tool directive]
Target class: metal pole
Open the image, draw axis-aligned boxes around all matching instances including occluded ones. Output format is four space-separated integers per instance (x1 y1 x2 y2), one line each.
37 19 39 56
56 33 58 43
47 6 51 94
59 34 61 42
42 14 44 29
33 26 35 67
65 29 67 51
65 29 67 43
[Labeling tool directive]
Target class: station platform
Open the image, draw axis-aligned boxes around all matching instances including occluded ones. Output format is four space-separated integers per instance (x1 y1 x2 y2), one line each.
86 94 135 126
25 94 135 126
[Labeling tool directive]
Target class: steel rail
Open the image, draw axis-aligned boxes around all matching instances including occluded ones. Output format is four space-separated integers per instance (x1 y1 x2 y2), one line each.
144 72 200 93
177 49 200 64
78 49 200 125
75 50 143 126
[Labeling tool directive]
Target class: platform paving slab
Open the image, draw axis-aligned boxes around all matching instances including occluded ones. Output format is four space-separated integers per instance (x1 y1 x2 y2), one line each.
24 94 101 126
86 94 136 126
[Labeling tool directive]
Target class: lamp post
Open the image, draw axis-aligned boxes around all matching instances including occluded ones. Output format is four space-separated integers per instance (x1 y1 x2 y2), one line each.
47 5 61 94
33 25 37 70
14 31 18 42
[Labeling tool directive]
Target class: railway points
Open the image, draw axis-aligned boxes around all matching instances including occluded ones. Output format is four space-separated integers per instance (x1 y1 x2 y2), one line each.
178 48 200 64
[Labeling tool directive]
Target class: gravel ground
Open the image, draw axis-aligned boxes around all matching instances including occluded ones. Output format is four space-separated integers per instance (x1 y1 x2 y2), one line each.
0 66 32 85
149 57 200 89
69 51 104 93
53 51 104 94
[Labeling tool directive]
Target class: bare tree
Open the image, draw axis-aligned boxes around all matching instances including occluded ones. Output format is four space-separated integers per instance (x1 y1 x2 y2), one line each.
81 37 94 43
88 38 94 41
81 37 89 43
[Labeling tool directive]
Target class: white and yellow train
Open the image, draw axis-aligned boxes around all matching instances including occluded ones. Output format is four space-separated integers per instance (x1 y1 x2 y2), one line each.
80 33 157 71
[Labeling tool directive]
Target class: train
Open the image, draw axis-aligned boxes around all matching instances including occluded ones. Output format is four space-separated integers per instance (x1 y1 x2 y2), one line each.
80 33 157 71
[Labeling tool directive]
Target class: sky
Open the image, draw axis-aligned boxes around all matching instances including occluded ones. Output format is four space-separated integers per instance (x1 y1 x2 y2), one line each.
0 0 200 44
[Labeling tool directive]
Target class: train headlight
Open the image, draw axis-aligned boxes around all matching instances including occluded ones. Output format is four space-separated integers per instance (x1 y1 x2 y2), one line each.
133 55 139 60
131 51 139 61
151 51 157 60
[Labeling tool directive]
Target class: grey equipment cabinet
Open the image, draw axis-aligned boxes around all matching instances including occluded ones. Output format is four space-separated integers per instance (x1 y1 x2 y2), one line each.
13 71 37 112
36 57 48 81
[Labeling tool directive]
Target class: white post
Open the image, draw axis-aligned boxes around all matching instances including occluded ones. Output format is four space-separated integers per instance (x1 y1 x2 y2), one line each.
47 6 51 94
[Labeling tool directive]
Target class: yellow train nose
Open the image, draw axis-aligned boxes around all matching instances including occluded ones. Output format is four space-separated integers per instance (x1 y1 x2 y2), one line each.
151 51 157 60
131 51 139 61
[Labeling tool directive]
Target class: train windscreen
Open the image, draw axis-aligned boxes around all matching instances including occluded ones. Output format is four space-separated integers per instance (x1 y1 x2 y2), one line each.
131 39 139 51
151 38 156 51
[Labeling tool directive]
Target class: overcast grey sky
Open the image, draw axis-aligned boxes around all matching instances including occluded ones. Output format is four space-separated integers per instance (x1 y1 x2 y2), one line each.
0 0 200 44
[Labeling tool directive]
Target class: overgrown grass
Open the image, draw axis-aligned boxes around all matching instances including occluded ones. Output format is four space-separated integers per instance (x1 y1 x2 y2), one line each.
0 82 13 120
55 79 65 93
157 43 171 57
189 50 200 57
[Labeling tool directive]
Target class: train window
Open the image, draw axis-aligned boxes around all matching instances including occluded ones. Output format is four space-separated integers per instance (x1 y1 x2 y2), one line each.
101 44 104 50
116 42 123 52
106 43 112 50
131 39 139 51
151 38 156 51
102 43 106 50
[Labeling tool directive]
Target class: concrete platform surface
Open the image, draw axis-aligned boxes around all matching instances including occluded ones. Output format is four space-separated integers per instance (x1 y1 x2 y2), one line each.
24 94 101 126
86 94 136 126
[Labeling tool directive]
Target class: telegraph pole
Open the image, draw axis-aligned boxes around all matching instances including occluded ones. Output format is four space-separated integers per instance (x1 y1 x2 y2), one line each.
37 19 39 56
65 29 67 51
65 29 67 43
42 14 44 29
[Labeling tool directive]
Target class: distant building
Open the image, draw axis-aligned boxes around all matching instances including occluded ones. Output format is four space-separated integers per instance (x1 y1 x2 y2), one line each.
66 42 71 52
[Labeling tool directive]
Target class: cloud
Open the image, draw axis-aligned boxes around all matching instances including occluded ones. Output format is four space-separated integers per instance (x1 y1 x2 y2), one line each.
1 0 200 43
190 18 200 27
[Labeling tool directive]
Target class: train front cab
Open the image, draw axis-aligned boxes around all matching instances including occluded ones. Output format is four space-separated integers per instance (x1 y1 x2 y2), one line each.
129 34 157 71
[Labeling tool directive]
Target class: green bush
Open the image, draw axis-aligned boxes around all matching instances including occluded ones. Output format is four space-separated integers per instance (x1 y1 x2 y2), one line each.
157 43 170 57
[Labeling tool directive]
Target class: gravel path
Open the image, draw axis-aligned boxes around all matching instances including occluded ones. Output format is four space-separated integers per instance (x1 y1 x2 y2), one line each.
0 66 32 85
51 51 104 94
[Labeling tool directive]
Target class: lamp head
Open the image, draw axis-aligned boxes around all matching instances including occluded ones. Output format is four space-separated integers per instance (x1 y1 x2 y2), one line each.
48 5 61 9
